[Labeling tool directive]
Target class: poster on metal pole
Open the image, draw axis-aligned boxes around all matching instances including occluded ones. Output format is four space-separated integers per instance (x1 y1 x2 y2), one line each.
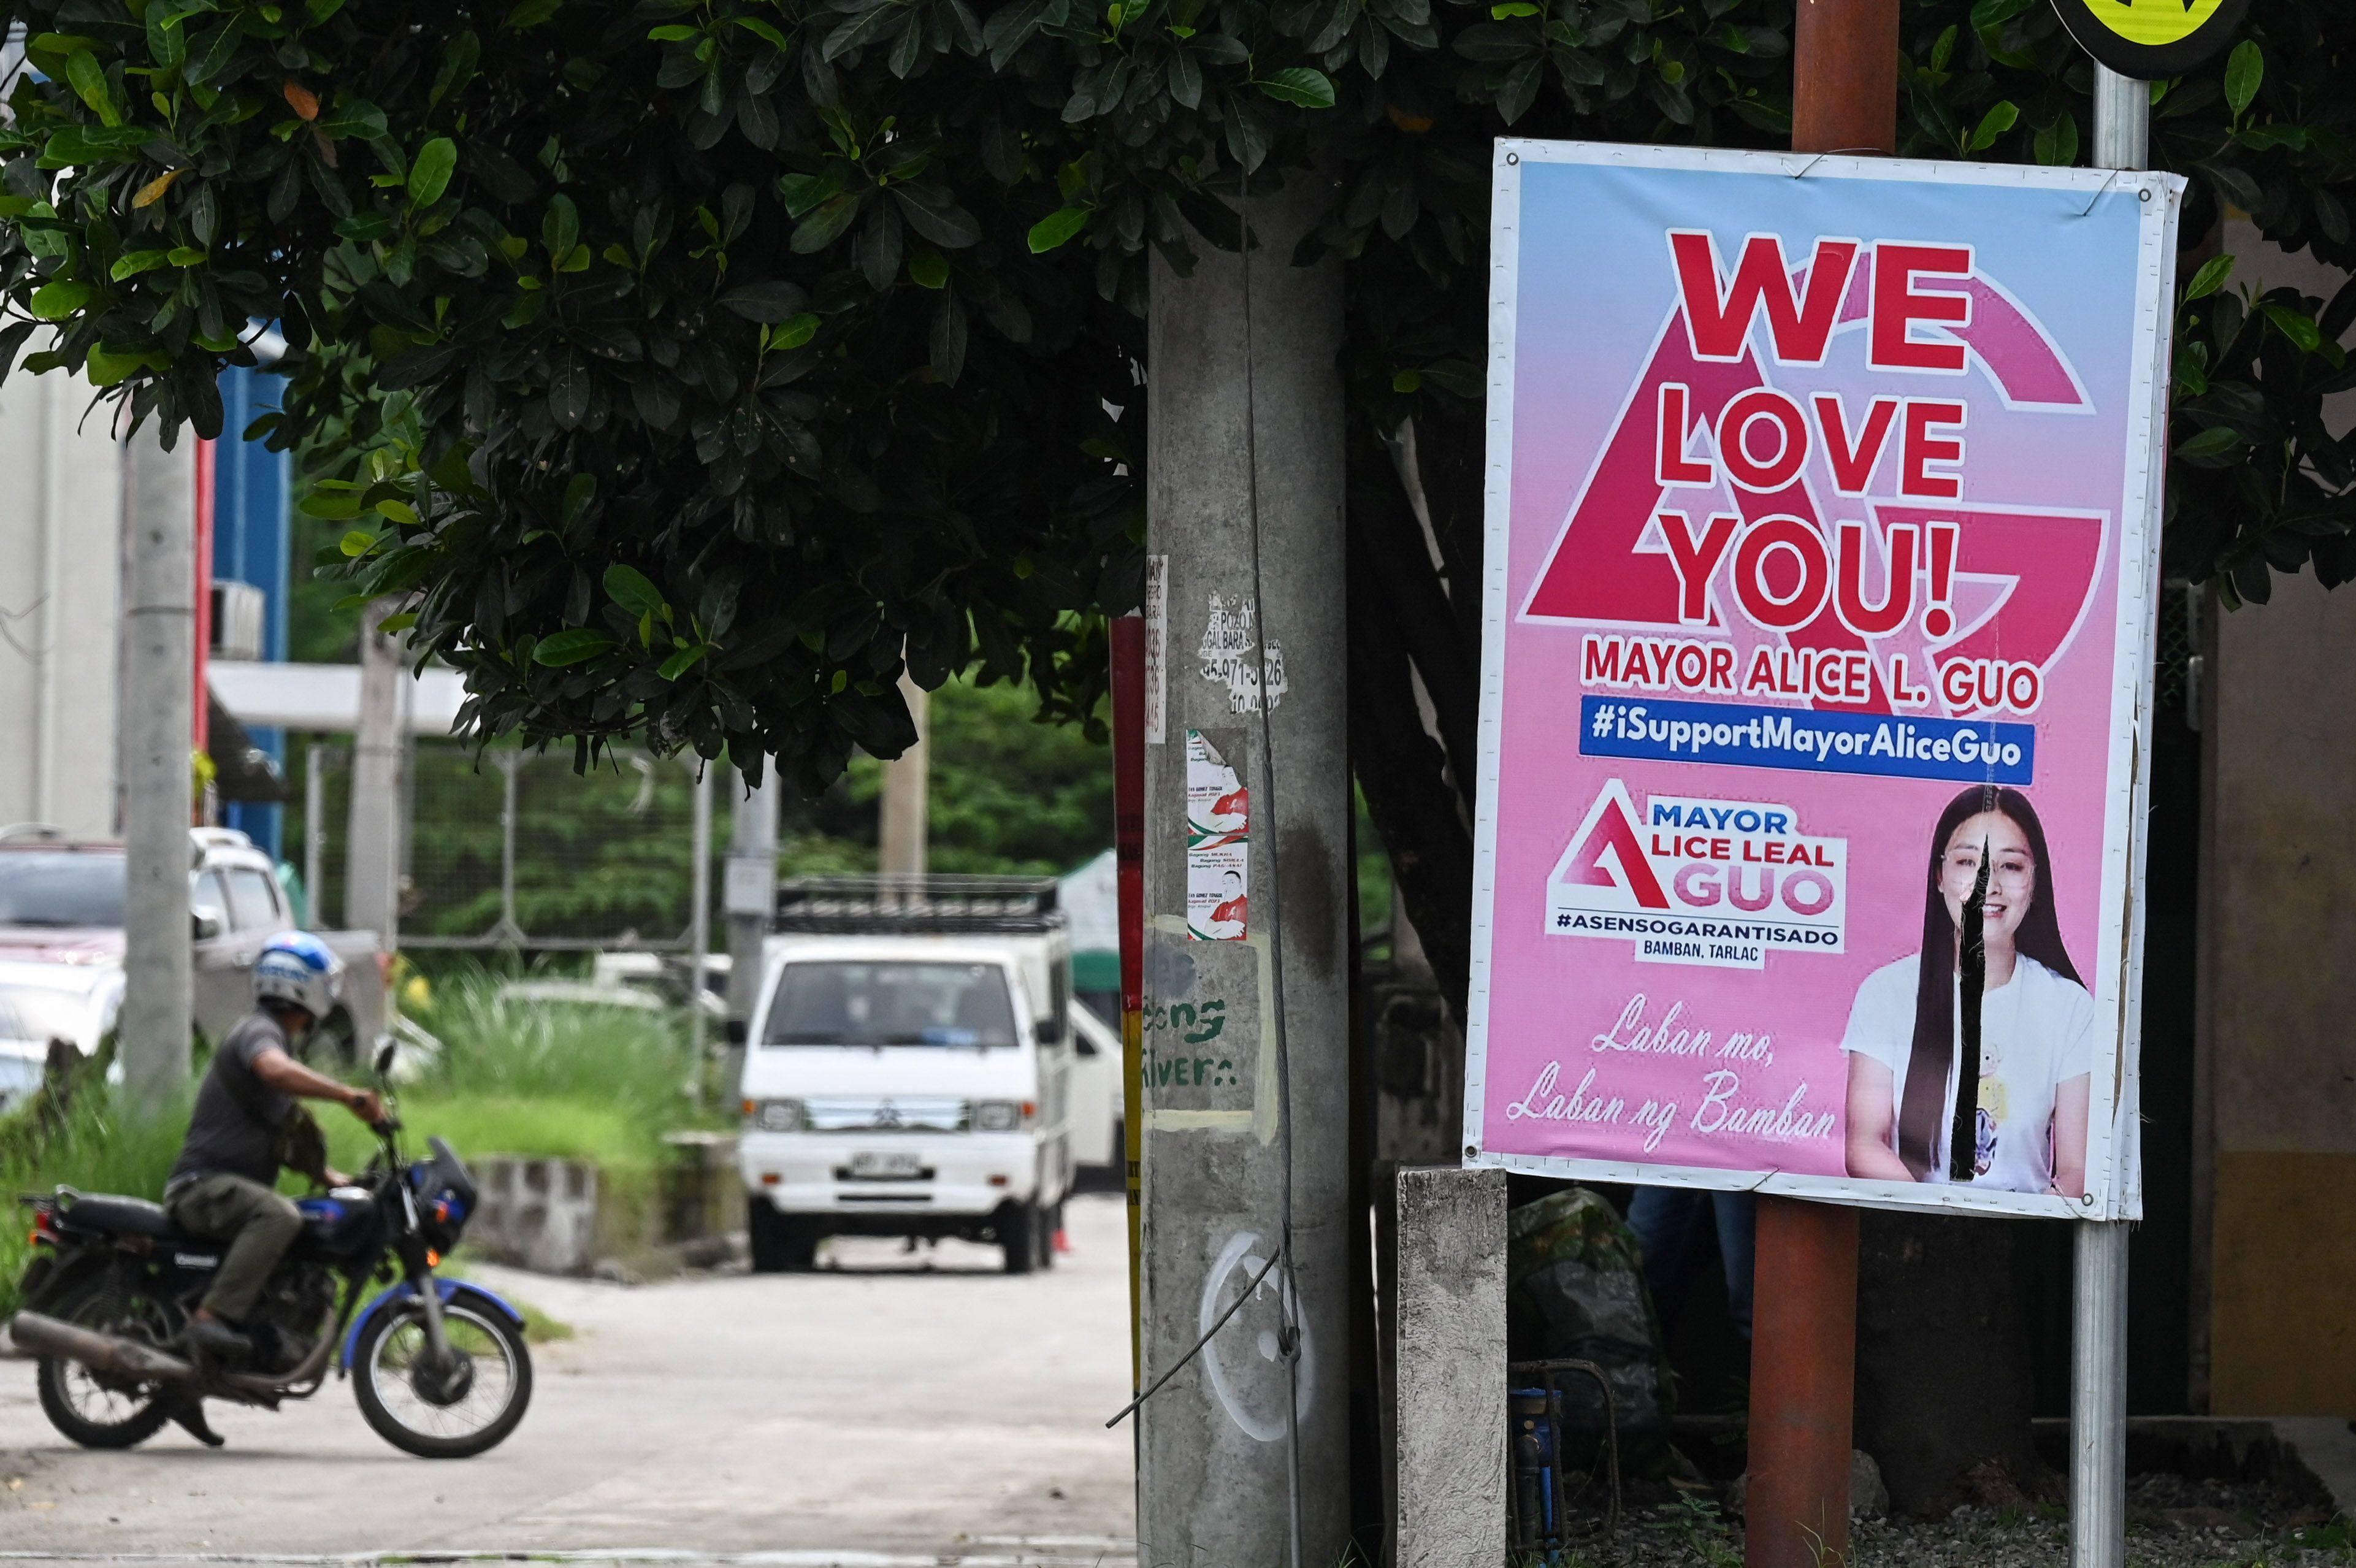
1464 141 2183 1220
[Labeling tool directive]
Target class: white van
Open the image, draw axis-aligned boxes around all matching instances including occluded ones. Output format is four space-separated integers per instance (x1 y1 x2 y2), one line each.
735 878 1076 1274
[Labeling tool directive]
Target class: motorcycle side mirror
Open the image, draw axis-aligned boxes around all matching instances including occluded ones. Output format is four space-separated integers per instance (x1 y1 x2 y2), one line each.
191 904 225 941
372 1037 398 1078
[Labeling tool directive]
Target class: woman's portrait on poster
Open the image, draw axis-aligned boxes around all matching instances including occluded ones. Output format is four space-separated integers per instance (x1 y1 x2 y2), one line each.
1841 784 2095 1197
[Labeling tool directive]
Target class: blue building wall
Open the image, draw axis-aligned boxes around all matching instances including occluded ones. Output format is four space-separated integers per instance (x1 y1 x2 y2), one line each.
213 366 292 859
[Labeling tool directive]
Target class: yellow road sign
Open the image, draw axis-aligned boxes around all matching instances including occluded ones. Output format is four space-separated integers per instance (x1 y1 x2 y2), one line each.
2051 0 2249 79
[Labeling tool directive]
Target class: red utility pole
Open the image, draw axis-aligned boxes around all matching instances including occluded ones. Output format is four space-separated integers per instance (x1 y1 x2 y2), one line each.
1745 6 1895 1567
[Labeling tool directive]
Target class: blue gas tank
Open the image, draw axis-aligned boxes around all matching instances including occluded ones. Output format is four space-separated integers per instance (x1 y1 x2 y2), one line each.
294 1190 380 1258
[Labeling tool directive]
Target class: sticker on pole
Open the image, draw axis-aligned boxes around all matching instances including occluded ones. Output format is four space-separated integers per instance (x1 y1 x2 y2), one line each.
1464 141 2183 1221
2050 0 2249 79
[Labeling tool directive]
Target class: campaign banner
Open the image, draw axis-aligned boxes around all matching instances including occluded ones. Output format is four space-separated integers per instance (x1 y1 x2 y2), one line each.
1465 142 2182 1220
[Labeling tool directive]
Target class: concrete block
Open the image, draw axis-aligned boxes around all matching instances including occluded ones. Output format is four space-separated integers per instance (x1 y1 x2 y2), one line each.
1395 1165 1508 1568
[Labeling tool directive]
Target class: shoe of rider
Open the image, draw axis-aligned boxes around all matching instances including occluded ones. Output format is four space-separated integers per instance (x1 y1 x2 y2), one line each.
160 935 387 1360
183 1314 253 1363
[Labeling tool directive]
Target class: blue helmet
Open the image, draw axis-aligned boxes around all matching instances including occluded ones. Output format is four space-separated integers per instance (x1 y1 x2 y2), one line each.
253 932 343 1022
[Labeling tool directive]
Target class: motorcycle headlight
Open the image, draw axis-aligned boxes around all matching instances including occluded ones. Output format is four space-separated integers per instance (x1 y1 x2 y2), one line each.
971 1099 1023 1133
745 1098 806 1133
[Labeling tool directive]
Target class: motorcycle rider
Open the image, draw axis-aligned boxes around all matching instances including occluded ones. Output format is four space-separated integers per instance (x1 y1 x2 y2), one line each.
163 933 384 1368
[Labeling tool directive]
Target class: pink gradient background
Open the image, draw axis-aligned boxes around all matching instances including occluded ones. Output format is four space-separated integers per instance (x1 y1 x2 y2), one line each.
1474 159 2152 1180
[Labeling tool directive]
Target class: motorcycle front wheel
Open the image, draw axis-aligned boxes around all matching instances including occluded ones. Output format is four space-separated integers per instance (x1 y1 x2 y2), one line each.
351 1296 532 1458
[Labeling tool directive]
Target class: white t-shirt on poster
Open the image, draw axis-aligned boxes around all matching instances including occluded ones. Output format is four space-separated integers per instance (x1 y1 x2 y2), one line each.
1840 953 2097 1194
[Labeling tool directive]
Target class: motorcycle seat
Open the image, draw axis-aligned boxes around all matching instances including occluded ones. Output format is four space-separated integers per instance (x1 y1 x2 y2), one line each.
61 1194 175 1238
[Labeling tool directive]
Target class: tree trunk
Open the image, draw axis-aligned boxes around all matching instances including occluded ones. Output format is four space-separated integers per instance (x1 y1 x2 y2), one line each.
1345 419 1475 1021
1853 1212 2052 1516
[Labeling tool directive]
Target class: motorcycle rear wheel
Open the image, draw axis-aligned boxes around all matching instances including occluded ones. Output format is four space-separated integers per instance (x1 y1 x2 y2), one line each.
34 1271 174 1450
351 1298 533 1459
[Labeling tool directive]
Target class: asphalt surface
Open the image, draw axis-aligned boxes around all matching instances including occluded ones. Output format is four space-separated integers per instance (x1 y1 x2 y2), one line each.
0 1194 1136 1564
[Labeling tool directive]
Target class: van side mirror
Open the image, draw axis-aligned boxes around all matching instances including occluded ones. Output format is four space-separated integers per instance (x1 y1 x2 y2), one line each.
1035 1017 1061 1046
724 1019 748 1047
191 904 225 941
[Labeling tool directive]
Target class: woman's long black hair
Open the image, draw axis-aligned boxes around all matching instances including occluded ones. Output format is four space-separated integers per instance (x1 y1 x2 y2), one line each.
1892 785 2079 1177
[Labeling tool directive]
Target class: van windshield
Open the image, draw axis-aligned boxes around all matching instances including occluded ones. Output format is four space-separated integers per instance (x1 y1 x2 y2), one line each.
762 961 1019 1049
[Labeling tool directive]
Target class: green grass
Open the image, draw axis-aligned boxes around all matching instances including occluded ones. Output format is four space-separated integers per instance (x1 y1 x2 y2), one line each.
0 975 718 1317
0 1089 191 1317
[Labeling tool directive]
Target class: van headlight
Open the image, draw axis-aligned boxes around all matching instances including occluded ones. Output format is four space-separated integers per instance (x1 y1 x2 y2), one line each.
744 1098 806 1133
971 1099 1024 1133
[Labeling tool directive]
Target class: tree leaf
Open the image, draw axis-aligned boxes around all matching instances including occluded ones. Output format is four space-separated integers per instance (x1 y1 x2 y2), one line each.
2182 255 2234 303
64 51 120 128
2175 424 2243 462
562 472 598 524
719 280 810 321
658 643 708 680
408 137 458 207
29 279 93 319
532 628 618 666
283 78 321 121
339 529 381 557
2224 39 2262 118
1966 100 2018 153
132 169 183 208
1027 206 1089 253
604 563 667 617
767 312 822 350
1256 67 1336 109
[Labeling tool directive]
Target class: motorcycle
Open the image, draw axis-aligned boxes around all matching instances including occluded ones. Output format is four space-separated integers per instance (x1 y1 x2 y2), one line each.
6 1043 532 1459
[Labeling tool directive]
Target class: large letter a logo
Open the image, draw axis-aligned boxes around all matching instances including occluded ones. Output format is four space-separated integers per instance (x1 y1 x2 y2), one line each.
1548 781 1669 911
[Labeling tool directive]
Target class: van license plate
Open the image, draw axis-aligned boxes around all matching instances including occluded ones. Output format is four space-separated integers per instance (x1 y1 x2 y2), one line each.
847 1151 924 1179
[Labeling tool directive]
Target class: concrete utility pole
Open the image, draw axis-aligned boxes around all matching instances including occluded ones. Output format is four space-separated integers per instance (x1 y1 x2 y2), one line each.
1138 167 1350 1567
2069 63 2146 1568
877 673 930 876
1743 4 1895 1566
118 426 196 1105
344 596 407 942
724 762 780 1075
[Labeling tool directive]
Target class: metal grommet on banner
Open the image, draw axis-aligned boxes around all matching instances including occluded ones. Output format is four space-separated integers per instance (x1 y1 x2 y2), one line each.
2140 189 2152 202
1505 151 1520 166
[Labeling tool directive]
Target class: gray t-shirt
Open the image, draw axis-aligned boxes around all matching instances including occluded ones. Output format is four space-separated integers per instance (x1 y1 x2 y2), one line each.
169 1014 294 1190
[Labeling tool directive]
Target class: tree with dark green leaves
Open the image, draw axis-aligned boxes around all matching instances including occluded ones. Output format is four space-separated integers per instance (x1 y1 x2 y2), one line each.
4 0 2355 1512
0 0 2350 996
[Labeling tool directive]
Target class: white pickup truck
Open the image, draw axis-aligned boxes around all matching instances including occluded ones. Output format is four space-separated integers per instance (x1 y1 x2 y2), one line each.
0 825 391 1063
734 877 1076 1274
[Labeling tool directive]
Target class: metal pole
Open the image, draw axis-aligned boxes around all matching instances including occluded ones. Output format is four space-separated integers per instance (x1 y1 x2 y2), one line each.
687 759 713 1087
877 672 931 876
499 751 521 944
1742 5 1895 1563
723 762 779 1088
2070 1220 2130 1568
1138 164 1349 1568
2069 61 2145 1568
304 742 326 925
345 597 404 943
2093 65 2149 172
118 424 196 1106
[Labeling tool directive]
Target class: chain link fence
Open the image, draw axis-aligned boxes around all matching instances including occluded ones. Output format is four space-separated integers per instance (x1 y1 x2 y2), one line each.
296 741 713 952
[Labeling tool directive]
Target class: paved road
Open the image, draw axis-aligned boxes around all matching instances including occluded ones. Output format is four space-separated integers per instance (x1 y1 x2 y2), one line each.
0 1195 1136 1563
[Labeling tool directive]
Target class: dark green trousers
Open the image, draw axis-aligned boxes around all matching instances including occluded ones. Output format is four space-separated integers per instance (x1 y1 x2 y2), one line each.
166 1174 300 1323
